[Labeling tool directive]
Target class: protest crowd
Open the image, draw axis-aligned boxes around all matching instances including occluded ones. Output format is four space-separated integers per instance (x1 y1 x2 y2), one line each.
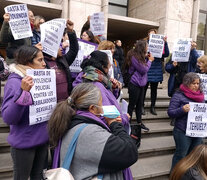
0 4 207 180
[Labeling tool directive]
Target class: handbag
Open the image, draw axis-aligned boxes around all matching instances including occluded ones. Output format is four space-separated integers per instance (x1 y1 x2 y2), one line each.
0 56 10 81
44 124 88 180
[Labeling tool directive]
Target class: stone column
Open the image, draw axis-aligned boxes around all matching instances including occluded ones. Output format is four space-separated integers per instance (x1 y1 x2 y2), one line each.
101 0 108 38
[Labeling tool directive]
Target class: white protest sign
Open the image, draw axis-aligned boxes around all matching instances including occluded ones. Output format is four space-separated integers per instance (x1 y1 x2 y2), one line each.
196 50 204 57
198 73 207 101
27 69 57 125
100 50 114 78
69 39 98 72
186 102 207 137
4 4 33 40
40 18 66 58
90 12 105 36
121 99 128 114
172 38 192 62
148 34 164 58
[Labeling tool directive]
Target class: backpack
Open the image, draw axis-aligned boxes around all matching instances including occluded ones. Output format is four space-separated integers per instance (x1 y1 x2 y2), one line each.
0 56 10 81
123 68 134 87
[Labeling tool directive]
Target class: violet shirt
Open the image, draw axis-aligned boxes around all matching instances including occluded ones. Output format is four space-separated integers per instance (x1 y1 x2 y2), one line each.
2 73 48 148
129 56 152 87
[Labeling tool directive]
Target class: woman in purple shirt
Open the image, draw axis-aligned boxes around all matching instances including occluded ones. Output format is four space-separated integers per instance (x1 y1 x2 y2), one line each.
126 40 154 148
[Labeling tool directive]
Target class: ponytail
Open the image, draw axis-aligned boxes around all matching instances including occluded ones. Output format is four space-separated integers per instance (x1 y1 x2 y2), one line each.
48 99 75 148
48 83 101 148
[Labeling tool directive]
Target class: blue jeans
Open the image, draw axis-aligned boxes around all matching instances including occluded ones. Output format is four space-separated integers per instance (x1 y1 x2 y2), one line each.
171 127 203 171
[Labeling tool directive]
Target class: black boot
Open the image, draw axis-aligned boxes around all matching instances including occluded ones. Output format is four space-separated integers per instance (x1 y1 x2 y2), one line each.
130 124 141 148
141 106 145 115
150 106 157 115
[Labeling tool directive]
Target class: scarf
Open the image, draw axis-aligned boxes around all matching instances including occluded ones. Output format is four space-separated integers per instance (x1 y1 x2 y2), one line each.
180 84 204 102
15 64 33 77
83 66 112 90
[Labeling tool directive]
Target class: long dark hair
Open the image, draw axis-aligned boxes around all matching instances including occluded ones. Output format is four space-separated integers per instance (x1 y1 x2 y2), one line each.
133 40 147 64
48 83 101 147
81 50 109 75
123 48 134 71
81 30 96 43
14 45 40 65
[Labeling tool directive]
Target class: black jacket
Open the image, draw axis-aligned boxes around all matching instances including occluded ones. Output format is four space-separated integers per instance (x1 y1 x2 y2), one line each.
181 167 205 180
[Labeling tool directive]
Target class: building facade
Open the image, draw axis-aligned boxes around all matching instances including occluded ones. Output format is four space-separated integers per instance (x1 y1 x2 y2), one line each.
0 0 207 54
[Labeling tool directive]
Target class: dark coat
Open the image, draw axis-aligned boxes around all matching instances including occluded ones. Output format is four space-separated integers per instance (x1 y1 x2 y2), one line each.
181 167 205 180
168 90 195 132
113 45 124 67
31 29 41 46
147 41 169 82
0 21 31 60
165 49 199 96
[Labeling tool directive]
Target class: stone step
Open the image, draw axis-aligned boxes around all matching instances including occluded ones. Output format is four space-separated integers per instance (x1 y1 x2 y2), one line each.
121 100 169 110
0 118 9 133
0 153 13 179
131 154 173 180
122 88 170 101
141 121 173 137
139 136 175 158
0 133 10 153
131 110 170 122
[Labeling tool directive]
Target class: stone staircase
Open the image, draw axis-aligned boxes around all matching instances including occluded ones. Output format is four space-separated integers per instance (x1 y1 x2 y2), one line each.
122 88 174 180
0 83 174 180
0 81 13 180
0 84 205 180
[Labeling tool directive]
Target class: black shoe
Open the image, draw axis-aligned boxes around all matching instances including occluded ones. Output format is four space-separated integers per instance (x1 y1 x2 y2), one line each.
141 107 145 115
150 107 157 115
140 123 149 132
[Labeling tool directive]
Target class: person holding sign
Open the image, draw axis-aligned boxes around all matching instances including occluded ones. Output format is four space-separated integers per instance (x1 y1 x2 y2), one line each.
44 19 78 102
143 29 170 115
81 30 97 44
165 42 199 97
73 51 130 133
170 144 207 180
98 40 124 86
168 72 204 171
48 83 137 180
0 9 34 65
1 45 48 180
127 40 154 147
31 15 45 46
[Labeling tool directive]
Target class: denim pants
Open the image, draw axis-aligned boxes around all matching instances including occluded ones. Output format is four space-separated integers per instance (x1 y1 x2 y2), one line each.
128 82 144 124
171 127 203 171
11 143 48 180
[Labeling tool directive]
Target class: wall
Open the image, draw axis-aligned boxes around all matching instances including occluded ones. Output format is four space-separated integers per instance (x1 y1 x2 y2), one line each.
165 0 196 49
68 0 108 37
128 0 199 50
128 0 167 35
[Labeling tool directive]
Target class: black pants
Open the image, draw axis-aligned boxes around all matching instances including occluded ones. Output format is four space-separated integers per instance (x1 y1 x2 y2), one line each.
143 82 159 107
11 143 48 180
128 82 144 124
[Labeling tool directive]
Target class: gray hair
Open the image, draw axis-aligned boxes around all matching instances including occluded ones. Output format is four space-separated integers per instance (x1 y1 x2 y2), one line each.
182 72 201 89
69 83 101 110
